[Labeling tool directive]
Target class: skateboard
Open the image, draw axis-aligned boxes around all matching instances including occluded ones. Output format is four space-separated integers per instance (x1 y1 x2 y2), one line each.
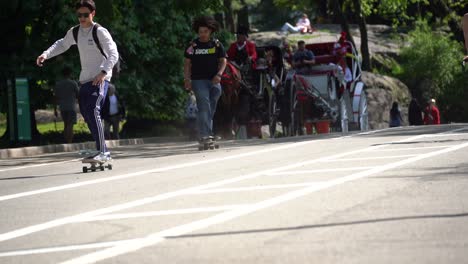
79 150 113 173
198 137 220 151
81 158 113 173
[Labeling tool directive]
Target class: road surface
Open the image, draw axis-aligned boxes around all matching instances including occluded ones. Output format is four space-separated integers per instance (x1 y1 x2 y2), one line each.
0 124 467 263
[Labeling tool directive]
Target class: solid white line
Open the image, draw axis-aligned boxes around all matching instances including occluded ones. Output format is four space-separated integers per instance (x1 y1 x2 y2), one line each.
76 205 249 222
368 146 452 152
189 182 322 194
265 167 376 175
60 141 468 264
324 154 418 162
420 133 468 138
0 239 140 257
440 127 468 134
0 138 390 243
0 138 329 202
0 159 81 173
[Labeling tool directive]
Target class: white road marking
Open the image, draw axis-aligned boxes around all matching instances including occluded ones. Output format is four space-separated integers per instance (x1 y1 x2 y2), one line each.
189 182 323 194
369 146 452 152
0 137 394 243
76 205 249 222
265 167 376 175
0 159 81 173
0 128 464 259
60 141 468 264
324 154 418 162
0 239 140 257
0 138 335 202
420 133 468 138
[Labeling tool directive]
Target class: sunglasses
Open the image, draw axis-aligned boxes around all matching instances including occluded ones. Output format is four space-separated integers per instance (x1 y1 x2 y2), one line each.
77 12 90 18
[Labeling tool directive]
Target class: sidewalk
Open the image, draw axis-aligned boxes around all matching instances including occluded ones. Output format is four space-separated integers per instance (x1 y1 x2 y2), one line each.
0 136 187 159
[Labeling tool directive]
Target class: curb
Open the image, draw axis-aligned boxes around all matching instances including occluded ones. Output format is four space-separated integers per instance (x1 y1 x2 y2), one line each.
0 136 188 159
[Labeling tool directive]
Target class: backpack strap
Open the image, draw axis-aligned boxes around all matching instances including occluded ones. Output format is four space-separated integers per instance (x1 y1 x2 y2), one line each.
213 38 221 47
92 24 107 59
72 25 79 44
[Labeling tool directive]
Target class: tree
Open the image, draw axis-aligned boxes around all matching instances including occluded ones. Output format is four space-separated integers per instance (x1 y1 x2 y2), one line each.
350 0 371 70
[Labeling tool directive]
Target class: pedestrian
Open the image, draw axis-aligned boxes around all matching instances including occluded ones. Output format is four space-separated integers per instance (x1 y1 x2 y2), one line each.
408 98 423 126
389 102 403 127
54 66 79 143
183 16 227 145
424 99 441 125
102 83 125 140
36 0 119 162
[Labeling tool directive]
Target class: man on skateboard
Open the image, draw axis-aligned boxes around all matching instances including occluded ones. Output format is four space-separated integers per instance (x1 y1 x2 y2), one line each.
183 16 227 149
36 0 119 162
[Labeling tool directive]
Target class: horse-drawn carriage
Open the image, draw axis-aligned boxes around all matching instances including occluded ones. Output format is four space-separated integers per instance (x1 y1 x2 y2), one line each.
214 36 368 139
283 39 368 135
215 45 286 138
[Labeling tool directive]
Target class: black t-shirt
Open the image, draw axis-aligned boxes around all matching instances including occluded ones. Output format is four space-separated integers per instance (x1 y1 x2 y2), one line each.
184 38 226 80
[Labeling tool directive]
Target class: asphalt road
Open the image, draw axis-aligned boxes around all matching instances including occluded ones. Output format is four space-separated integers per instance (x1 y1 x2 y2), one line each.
0 124 467 264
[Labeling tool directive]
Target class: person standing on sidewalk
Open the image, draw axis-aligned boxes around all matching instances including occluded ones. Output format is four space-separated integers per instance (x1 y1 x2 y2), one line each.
102 83 125 140
54 66 79 143
36 0 119 162
183 16 227 144
424 99 441 125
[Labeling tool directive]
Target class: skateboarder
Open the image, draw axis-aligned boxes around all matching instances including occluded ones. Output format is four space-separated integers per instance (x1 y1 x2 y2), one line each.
183 16 227 147
36 0 119 162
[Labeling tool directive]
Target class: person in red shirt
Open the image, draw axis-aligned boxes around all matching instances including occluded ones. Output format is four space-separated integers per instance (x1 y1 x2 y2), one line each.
424 99 441 125
227 26 257 68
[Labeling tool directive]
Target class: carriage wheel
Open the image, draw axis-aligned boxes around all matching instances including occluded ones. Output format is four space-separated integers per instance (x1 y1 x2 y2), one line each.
289 85 302 136
340 90 352 133
358 90 369 131
269 92 278 138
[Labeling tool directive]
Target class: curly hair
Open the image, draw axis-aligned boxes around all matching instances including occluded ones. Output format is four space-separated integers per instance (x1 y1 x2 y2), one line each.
192 16 220 33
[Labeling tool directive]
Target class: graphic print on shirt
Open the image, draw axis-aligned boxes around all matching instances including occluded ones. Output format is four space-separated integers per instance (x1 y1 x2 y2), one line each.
195 47 216 55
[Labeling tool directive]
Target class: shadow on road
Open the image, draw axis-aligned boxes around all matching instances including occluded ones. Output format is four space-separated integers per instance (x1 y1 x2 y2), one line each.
167 212 468 239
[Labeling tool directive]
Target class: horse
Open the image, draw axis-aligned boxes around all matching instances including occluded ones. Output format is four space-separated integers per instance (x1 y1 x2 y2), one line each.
213 61 243 139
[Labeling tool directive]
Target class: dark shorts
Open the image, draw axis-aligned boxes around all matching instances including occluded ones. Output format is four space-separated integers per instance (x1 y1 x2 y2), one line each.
61 110 77 125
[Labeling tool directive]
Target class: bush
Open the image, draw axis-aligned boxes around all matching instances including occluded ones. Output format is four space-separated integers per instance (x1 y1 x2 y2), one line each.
397 20 468 122
397 20 463 100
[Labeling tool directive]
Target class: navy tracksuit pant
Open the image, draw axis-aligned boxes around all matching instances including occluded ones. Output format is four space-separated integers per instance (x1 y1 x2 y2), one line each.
79 81 109 152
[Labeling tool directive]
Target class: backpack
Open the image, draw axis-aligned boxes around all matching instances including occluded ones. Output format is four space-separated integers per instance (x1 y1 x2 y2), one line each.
72 24 122 74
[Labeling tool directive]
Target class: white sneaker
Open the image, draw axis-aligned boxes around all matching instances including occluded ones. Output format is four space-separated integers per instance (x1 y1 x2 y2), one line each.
93 152 111 162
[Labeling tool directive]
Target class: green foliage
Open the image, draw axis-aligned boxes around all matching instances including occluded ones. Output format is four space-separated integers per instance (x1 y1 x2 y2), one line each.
397 20 462 99
397 20 468 121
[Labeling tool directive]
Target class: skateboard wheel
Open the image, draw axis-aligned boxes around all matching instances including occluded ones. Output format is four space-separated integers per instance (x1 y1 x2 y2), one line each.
82 167 88 173
215 144 219 149
100 166 105 171
107 164 113 170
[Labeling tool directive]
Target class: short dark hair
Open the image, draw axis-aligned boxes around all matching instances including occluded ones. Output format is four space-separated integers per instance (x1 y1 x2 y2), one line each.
75 0 96 12
192 16 220 33
297 40 305 45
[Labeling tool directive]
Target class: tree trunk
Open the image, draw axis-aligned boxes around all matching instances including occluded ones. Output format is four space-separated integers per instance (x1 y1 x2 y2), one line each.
223 0 235 32
237 3 250 30
331 0 355 47
352 0 371 71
